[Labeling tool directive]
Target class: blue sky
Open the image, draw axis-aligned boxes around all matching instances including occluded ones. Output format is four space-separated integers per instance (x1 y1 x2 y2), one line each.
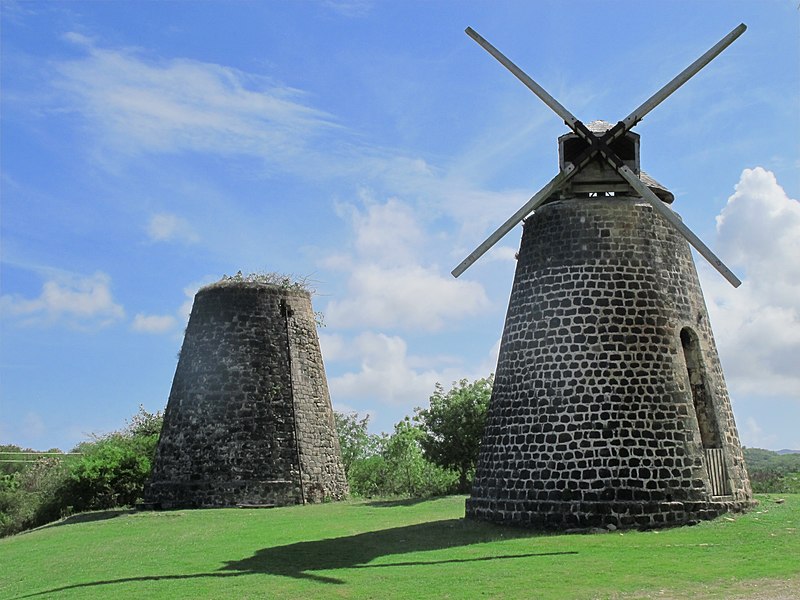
1 0 798 452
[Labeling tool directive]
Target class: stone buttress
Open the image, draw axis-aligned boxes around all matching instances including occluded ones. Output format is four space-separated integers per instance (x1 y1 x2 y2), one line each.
144 280 348 508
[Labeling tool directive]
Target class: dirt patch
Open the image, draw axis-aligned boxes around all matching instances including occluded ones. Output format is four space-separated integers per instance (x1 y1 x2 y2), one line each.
609 576 800 600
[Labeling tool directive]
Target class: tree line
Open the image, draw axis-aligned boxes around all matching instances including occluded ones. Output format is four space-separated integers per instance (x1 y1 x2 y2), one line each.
2 376 798 537
0 377 492 537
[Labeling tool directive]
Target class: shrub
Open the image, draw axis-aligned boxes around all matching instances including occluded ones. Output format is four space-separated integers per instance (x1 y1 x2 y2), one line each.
66 432 158 512
346 418 458 499
0 456 70 536
0 405 163 537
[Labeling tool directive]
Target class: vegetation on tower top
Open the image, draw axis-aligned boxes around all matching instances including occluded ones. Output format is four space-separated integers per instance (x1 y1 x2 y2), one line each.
212 271 316 294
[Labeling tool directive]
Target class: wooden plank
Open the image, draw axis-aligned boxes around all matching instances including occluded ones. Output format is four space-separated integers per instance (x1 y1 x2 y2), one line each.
705 448 731 496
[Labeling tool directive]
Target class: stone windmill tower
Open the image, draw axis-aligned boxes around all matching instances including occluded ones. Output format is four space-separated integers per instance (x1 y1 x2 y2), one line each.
453 26 754 529
145 275 348 508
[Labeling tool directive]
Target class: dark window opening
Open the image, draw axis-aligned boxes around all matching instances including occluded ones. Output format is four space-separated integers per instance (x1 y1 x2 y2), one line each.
563 135 636 163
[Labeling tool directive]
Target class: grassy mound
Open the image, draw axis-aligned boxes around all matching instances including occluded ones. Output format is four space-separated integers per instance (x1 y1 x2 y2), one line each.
1 495 798 599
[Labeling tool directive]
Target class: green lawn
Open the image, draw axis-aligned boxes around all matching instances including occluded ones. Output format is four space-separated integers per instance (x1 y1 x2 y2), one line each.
1 495 798 599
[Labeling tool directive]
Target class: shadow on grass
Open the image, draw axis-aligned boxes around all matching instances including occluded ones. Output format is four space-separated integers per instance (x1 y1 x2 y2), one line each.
37 509 136 530
15 518 576 597
363 497 436 508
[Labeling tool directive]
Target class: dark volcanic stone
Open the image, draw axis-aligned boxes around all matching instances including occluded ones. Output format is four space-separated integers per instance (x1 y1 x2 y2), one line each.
144 281 348 508
466 197 754 530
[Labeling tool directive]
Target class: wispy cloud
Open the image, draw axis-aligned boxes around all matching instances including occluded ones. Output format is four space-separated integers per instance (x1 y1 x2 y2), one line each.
131 313 178 334
53 33 338 165
321 0 373 18
146 212 199 244
0 271 125 328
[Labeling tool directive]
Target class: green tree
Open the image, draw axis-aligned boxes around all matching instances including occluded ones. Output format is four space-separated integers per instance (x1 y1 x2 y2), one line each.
415 375 493 492
383 419 428 497
373 419 458 498
342 417 458 499
334 411 380 476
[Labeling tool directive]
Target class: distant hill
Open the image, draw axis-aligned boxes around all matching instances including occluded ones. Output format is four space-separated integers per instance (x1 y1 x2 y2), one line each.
743 447 800 493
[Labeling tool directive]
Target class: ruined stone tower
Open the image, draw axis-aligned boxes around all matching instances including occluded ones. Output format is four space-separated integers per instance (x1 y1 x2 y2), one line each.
452 25 753 529
145 277 348 508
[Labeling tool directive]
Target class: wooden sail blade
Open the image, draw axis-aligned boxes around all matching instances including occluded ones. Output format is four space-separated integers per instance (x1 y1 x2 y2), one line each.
451 166 576 278
615 165 742 287
465 27 579 128
621 24 746 130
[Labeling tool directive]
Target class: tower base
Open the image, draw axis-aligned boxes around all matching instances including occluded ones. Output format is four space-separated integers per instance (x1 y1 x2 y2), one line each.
466 497 755 530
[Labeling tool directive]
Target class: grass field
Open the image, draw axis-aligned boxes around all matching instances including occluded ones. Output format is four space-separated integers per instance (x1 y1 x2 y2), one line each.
1 494 798 599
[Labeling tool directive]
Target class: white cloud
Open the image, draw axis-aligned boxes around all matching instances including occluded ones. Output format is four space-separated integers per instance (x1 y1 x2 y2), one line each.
326 330 498 430
326 263 489 331
53 35 337 163
716 167 800 306
131 313 178 334
146 213 199 244
484 245 518 265
319 333 349 363
324 196 490 331
739 417 778 449
327 332 446 408
0 271 125 327
336 194 424 266
701 167 800 398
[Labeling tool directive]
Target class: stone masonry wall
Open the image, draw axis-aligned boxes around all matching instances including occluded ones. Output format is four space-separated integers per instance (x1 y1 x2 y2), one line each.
466 197 753 530
284 293 350 503
144 281 348 508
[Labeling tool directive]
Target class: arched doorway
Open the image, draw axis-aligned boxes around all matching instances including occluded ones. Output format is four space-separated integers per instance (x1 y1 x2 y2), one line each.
680 327 730 496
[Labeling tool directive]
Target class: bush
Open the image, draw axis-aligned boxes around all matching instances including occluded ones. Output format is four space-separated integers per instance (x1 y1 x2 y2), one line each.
346 418 458 499
348 455 390 498
0 405 163 537
0 456 70 536
66 433 158 512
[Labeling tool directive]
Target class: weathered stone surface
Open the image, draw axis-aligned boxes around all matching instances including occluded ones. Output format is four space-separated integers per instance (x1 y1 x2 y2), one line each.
144 281 348 508
466 196 754 529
